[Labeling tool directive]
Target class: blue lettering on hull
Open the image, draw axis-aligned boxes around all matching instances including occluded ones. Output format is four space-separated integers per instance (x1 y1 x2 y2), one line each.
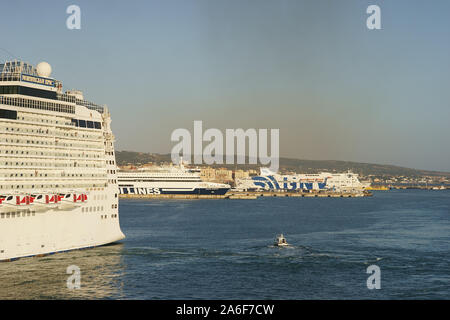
249 176 328 191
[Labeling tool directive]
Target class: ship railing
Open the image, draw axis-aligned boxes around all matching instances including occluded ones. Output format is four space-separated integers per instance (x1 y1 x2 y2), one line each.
0 74 21 82
57 93 104 113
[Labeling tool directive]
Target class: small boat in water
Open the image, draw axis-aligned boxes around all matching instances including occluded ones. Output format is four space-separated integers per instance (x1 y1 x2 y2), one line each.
274 234 289 247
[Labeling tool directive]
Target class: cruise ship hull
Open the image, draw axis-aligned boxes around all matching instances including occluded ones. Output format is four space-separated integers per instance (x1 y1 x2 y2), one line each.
0 184 125 261
0 205 125 261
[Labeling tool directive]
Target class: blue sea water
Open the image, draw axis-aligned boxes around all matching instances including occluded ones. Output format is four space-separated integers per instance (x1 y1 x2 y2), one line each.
1 190 449 299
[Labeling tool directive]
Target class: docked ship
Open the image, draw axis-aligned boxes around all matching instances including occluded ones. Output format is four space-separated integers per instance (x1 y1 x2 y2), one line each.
118 163 231 196
236 168 369 192
0 60 125 261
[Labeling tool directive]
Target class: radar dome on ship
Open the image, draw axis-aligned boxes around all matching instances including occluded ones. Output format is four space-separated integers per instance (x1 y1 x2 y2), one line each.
36 62 52 78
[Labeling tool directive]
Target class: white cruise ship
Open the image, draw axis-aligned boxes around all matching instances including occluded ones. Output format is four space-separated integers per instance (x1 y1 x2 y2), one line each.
118 163 231 196
0 60 125 261
236 168 369 192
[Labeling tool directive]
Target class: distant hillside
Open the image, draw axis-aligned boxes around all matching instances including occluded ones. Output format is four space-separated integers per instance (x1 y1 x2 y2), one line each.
115 151 450 178
115 151 171 166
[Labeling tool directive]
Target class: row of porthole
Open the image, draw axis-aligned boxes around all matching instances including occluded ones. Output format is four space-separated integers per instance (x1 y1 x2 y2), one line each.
101 214 118 219
0 126 102 140
0 173 106 178
81 206 104 213
0 162 104 168
0 211 35 219
17 115 73 127
17 110 103 130
0 148 103 159
0 137 103 149
92 194 108 200
0 208 118 218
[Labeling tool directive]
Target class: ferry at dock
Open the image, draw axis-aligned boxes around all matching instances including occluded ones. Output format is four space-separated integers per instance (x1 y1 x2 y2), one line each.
118 163 231 196
0 60 125 261
236 168 369 192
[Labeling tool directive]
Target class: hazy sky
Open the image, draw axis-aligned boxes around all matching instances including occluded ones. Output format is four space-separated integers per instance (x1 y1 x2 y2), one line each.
1 0 449 171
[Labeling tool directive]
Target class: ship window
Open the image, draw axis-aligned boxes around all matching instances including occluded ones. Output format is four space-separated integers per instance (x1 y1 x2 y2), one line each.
78 120 86 128
87 121 94 129
0 85 19 94
71 119 79 127
94 122 101 129
0 109 17 120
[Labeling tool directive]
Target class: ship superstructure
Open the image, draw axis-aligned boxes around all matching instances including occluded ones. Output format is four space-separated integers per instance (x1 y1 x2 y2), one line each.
0 60 124 261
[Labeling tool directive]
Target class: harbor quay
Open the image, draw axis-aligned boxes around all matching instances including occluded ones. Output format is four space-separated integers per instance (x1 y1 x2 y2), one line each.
117 162 371 198
119 190 372 200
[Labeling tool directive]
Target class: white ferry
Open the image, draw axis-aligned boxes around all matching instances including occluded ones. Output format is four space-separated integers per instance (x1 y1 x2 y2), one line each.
236 168 369 192
118 163 231 196
0 60 125 261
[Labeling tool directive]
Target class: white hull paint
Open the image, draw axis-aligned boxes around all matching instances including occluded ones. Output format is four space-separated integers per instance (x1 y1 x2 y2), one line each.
0 187 125 261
